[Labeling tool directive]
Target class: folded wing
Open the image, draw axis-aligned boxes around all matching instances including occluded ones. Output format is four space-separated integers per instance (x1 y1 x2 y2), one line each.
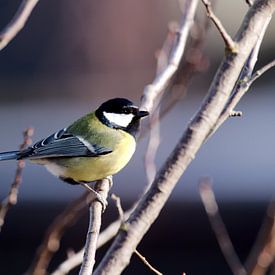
18 128 112 159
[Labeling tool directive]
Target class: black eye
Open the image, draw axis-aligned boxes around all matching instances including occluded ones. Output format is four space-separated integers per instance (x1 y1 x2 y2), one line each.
122 108 131 114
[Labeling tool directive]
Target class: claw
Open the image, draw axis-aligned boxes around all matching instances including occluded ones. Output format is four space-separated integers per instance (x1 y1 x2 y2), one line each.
80 183 108 212
106 176 113 188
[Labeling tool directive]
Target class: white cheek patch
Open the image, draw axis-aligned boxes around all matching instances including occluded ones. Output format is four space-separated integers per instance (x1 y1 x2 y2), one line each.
103 112 134 128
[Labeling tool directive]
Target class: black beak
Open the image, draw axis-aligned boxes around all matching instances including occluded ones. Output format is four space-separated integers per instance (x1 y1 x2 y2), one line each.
136 110 149 118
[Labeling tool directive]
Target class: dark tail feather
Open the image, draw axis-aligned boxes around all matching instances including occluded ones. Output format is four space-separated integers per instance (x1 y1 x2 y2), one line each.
0 151 19 161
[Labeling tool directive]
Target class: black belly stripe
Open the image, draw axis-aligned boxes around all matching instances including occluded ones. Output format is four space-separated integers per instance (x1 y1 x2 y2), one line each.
59 177 80 185
59 176 94 185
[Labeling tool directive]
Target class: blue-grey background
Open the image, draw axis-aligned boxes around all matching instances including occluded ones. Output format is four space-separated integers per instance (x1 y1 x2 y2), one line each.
0 1 274 274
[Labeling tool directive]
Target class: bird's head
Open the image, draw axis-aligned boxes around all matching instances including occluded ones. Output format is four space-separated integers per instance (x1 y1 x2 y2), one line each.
95 98 149 135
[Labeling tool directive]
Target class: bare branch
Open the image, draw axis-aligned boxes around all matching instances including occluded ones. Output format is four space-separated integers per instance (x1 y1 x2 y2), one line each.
0 0 40 51
199 179 247 275
94 2 275 274
51 209 132 275
140 0 199 113
79 178 112 275
200 0 236 51
134 249 163 275
27 191 91 275
112 194 163 275
0 127 33 231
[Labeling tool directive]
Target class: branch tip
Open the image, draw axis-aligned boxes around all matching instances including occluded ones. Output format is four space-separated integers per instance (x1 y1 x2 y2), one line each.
134 249 163 275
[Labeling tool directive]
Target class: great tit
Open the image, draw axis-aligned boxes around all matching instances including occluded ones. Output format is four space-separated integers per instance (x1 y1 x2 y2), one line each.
0 98 149 200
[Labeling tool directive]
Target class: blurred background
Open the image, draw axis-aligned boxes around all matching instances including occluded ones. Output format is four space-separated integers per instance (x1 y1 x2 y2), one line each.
0 0 275 274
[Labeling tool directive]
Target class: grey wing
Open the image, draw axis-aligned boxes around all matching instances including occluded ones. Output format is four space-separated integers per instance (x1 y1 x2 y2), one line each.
18 128 112 159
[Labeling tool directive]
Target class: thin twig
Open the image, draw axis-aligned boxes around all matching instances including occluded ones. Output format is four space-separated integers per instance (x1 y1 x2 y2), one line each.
79 178 112 275
0 127 33 231
247 59 275 86
200 0 236 51
199 179 247 275
0 0 40 51
112 194 163 275
27 191 91 275
134 249 163 275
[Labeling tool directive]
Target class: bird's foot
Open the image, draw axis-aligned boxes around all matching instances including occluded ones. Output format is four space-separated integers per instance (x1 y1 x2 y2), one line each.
80 183 108 212
105 175 113 188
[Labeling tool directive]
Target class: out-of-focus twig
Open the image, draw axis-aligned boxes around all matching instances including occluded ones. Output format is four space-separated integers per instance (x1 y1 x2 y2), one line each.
111 194 124 222
200 0 236 51
139 5 211 141
0 0 40 51
27 191 91 275
229 111 242 117
79 179 111 275
140 0 199 113
199 179 247 275
144 21 180 185
246 201 275 275
0 127 33 232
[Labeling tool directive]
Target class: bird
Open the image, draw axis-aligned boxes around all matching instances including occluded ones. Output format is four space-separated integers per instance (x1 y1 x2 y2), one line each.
0 98 149 207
